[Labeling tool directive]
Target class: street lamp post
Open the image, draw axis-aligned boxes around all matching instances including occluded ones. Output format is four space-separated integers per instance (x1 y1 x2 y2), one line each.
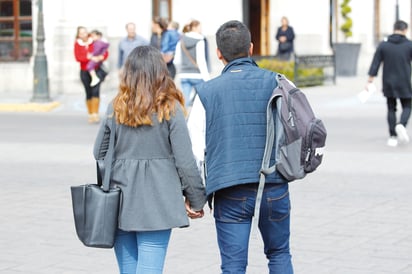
395 0 399 21
32 0 50 102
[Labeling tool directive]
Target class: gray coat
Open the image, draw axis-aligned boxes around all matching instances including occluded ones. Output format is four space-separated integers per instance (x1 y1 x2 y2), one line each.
93 103 206 231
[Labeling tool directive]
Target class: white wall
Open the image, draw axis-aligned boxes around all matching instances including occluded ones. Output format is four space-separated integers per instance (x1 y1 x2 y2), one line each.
270 0 332 55
380 0 411 37
40 0 153 95
172 0 243 37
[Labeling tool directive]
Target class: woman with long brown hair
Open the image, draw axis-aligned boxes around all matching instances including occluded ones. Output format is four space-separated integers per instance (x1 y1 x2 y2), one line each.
93 45 206 274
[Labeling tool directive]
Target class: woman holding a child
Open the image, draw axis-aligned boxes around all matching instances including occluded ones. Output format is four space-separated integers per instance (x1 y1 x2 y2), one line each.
74 26 109 123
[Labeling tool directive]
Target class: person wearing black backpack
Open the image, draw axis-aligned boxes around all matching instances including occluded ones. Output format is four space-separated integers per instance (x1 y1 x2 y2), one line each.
187 20 293 274
368 20 412 147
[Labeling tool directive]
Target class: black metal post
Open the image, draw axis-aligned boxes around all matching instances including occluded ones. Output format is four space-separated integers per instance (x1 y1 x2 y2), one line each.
395 0 400 21
32 0 50 102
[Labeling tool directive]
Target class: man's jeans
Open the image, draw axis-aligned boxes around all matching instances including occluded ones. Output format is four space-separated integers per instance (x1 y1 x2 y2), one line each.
387 97 412 136
213 183 293 274
180 78 204 107
114 229 171 274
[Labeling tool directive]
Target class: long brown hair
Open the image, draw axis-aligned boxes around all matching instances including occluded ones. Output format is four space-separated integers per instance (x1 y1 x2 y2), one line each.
113 46 185 127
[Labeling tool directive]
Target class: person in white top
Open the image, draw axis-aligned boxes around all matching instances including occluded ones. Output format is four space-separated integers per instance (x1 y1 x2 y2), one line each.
174 20 210 107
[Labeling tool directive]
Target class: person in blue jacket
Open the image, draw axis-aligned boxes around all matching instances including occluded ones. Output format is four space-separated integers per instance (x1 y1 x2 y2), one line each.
151 17 180 79
188 20 294 274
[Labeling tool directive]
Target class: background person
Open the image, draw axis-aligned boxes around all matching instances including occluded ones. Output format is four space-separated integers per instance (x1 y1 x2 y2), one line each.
165 21 182 56
93 45 206 274
187 20 294 274
150 17 168 51
368 20 412 147
275 16 295 60
151 17 179 79
74 26 109 123
174 20 210 107
87 30 109 87
117 22 149 70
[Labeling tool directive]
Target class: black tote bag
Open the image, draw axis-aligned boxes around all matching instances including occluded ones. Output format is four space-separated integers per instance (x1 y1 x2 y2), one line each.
70 116 121 248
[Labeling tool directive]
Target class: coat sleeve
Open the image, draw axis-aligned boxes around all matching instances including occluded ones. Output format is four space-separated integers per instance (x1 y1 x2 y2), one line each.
187 95 206 167
368 44 383 76
275 27 281 40
286 27 295 42
168 104 207 211
93 120 110 160
195 39 210 81
93 107 113 160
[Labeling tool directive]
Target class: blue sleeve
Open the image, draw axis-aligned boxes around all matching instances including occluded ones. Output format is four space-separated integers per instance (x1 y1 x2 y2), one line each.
161 31 171 53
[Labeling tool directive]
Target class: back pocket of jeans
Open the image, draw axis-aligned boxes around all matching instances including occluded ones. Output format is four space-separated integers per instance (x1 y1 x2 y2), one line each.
267 190 290 222
214 193 248 222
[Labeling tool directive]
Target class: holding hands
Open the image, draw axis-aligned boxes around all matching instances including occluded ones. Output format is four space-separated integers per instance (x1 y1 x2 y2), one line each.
185 198 204 219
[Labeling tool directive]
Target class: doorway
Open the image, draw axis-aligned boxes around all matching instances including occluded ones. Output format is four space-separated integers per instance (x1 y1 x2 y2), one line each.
243 0 270 55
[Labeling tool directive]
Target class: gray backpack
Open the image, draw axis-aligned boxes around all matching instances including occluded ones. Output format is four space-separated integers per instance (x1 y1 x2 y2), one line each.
264 73 327 181
252 74 327 233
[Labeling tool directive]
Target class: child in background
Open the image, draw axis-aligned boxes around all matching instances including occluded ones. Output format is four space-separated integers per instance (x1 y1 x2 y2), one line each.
87 30 109 87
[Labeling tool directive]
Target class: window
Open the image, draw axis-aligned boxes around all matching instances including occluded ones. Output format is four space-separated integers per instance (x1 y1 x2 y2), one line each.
0 0 32 62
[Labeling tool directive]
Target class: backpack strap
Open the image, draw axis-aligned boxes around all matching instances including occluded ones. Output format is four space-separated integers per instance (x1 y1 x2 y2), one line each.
251 74 285 235
180 40 199 68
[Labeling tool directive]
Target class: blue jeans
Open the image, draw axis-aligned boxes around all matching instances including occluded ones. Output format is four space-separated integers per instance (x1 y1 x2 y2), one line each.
213 183 293 274
114 229 171 274
180 78 204 107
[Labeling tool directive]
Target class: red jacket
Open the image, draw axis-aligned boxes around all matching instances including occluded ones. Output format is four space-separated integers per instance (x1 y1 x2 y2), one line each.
74 37 109 71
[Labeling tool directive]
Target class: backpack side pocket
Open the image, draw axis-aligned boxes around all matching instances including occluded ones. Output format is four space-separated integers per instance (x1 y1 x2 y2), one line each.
303 119 327 173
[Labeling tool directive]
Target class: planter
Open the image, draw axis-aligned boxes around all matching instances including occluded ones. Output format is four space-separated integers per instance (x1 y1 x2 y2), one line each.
333 43 361 76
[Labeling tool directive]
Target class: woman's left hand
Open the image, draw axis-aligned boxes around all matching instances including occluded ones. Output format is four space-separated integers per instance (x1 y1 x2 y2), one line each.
185 198 204 219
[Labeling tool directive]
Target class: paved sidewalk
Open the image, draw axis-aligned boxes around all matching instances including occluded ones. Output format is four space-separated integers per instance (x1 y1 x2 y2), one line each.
0 76 411 274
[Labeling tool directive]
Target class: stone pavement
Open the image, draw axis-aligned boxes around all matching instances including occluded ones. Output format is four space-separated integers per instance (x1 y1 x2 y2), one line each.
0 76 411 274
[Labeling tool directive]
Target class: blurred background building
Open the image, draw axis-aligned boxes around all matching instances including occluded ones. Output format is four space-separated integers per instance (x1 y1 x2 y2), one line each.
0 0 410 94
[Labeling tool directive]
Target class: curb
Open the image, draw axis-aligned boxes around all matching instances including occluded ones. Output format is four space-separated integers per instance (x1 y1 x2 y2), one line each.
0 101 61 112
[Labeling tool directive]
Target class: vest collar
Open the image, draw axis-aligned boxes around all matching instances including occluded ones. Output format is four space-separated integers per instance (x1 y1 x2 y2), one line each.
222 57 258 74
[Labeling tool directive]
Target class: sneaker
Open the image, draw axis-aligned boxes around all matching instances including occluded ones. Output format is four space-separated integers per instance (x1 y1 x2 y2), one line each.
90 77 100 87
395 124 410 144
387 136 398 147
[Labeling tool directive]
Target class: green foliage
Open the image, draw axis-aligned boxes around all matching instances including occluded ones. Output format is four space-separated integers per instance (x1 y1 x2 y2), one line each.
340 0 353 39
256 58 294 79
256 58 324 87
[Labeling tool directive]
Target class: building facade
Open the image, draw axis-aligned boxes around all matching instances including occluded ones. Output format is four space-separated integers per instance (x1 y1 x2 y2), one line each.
0 0 411 95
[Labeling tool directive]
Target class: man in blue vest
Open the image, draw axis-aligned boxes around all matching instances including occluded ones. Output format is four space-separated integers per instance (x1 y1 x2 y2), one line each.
188 20 293 274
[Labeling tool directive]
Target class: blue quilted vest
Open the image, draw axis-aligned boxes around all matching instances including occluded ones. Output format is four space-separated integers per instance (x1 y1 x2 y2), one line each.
196 57 287 195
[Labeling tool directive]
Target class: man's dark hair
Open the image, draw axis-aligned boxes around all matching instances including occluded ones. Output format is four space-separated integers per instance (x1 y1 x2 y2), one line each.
394 20 408 31
216 20 251 62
